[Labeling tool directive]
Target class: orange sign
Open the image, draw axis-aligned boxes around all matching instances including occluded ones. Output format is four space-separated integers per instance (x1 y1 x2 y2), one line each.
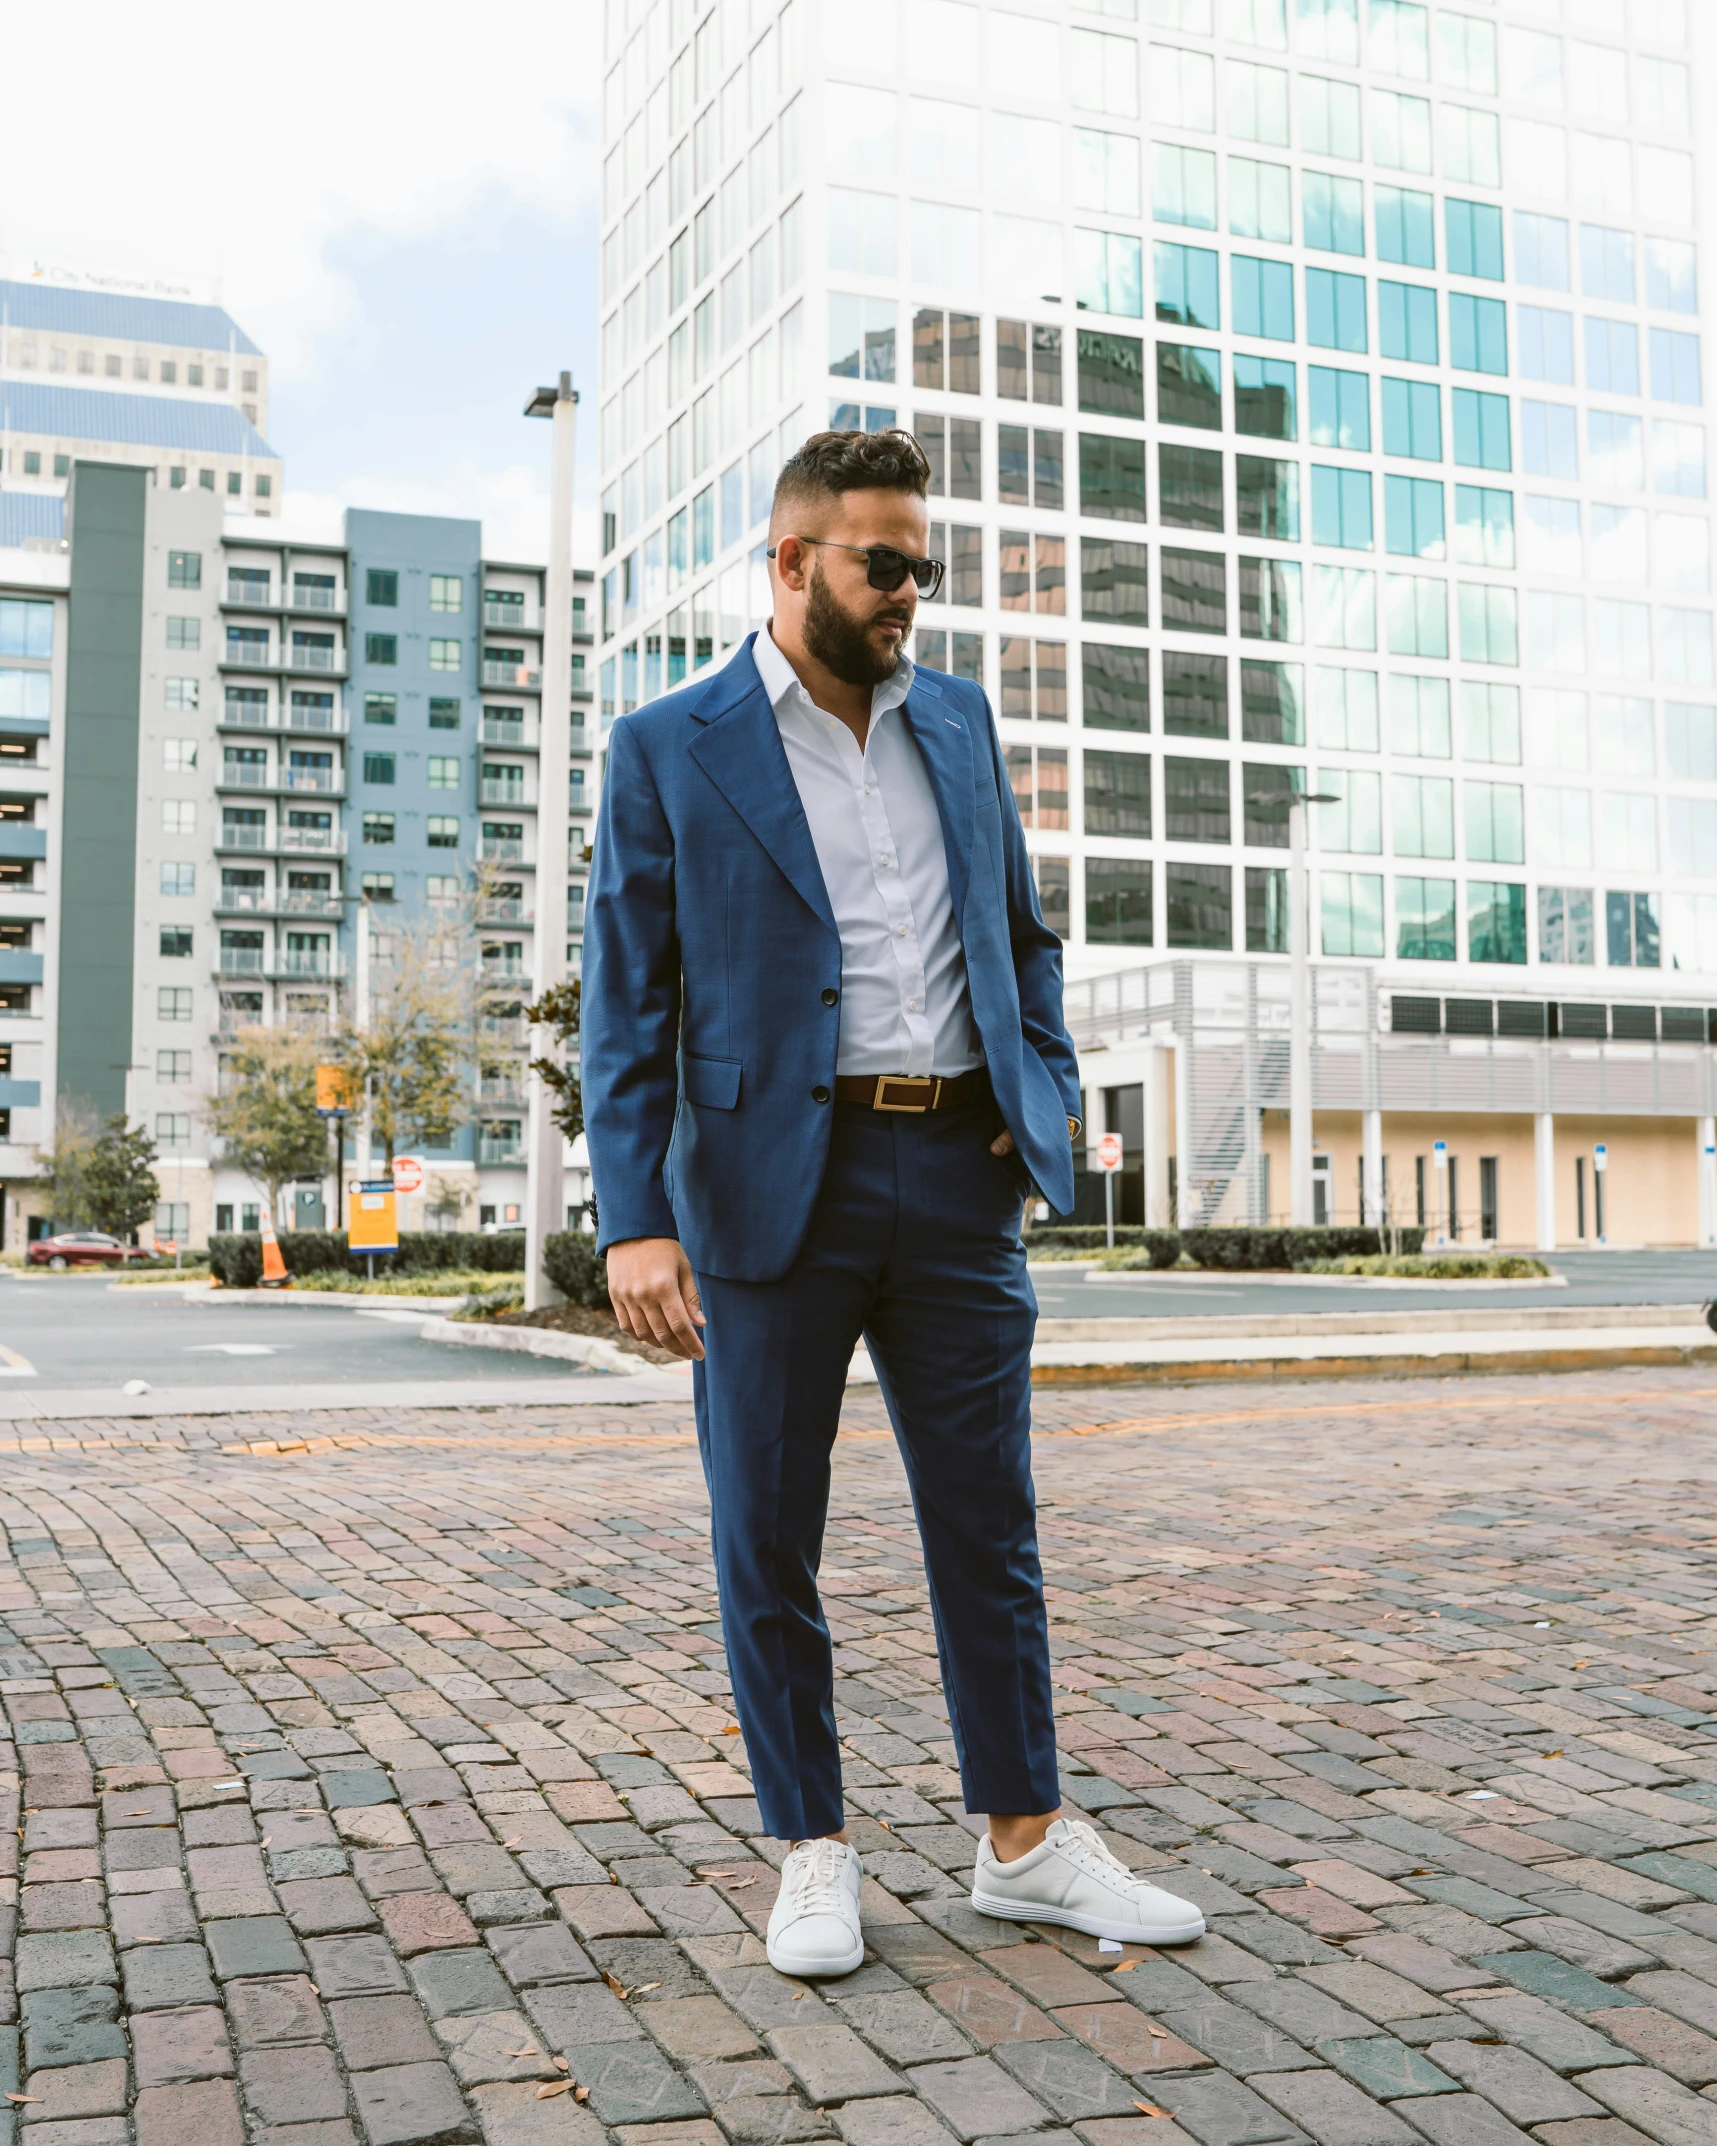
391 1155 425 1196
348 1181 399 1254
316 1063 356 1116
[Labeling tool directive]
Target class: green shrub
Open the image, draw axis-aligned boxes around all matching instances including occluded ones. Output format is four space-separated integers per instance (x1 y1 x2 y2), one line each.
1297 1252 1549 1279
1178 1225 1426 1270
208 1229 529 1288
543 1231 610 1309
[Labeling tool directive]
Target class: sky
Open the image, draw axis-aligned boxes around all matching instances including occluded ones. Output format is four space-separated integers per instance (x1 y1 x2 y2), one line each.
3 0 604 565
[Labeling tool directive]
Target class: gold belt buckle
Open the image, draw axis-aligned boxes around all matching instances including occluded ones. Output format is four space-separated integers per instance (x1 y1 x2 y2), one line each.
872 1075 941 1113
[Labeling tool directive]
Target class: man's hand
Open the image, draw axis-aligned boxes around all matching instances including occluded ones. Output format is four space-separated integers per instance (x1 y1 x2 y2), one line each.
607 1237 706 1360
990 1130 1017 1157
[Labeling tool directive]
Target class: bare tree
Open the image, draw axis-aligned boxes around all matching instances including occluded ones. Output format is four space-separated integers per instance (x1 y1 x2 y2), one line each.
205 1027 331 1227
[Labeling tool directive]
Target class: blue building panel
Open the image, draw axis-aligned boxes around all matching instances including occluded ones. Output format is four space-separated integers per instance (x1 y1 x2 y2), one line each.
0 951 44 986
0 493 65 548
0 1079 42 1109
1 381 275 457
0 828 47 861
0 280 262 355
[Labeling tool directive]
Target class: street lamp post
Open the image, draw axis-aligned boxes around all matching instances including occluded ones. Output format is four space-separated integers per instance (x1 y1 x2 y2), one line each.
523 372 579 1311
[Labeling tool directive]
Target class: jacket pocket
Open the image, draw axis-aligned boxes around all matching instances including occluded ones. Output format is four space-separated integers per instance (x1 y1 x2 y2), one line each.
683 1052 742 1109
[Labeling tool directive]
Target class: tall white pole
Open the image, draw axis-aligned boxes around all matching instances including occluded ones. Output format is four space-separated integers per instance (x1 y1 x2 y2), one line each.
1535 1111 1557 1252
1698 1115 1716 1249
525 375 578 1311
1289 796 1314 1227
354 895 372 1193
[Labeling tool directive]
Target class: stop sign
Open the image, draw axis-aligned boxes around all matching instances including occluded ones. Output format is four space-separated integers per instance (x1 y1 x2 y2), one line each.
391 1155 426 1195
1095 1132 1125 1173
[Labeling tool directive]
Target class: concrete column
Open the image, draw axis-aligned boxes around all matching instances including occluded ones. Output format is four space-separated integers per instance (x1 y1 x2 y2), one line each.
1142 1044 1172 1227
1173 1036 1195 1226
1362 1110 1384 1230
1699 1116 1717 1248
1535 1112 1556 1252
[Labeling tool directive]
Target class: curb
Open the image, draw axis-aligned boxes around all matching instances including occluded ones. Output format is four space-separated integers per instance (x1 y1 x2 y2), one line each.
418 1317 645 1376
1030 1341 1717 1387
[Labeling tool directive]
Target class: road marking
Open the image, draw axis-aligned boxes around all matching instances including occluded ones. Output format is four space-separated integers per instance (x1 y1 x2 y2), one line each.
184 1344 282 1356
0 1343 37 1377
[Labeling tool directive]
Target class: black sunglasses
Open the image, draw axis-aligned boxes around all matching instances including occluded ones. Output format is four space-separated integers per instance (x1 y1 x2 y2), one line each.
767 537 945 600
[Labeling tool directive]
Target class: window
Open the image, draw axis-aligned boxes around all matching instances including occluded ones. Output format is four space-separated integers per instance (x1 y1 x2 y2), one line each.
160 800 196 835
1312 565 1376 650
429 698 462 729
997 532 1066 616
1074 128 1143 219
1534 787 1592 870
1298 0 1358 65
1084 645 1151 732
1459 584 1519 665
1228 58 1289 145
363 812 395 844
1386 573 1447 656
1236 457 1299 540
1322 872 1384 955
1316 766 1381 852
1306 268 1367 353
1153 144 1217 229
365 633 398 665
1162 549 1227 634
1376 185 1434 270
0 600 52 659
167 550 202 589
1371 88 1432 173
1397 876 1456 960
1385 475 1444 560
1005 743 1068 822
1586 318 1639 398
1164 755 1230 841
1379 281 1437 365
165 616 200 651
1166 862 1232 948
156 1051 192 1083
1301 73 1362 161
1392 773 1455 857
157 986 193 1022
1034 859 1070 941
1667 704 1717 781
1582 224 1635 306
1453 390 1510 472
1653 421 1706 500
1087 857 1152 944
1313 466 1372 550
429 574 463 613
1538 886 1596 967
1160 446 1223 532
428 638 461 671
1519 307 1574 387
1315 666 1378 750
1454 486 1513 569
1147 41 1211 128
165 678 199 712
362 873 396 901
1382 378 1441 461
1079 434 1148 522
1246 866 1288 951
1080 540 1149 626
155 1117 191 1154
994 319 1056 402
1309 366 1369 451
999 642 1068 722
1304 171 1363 257
1515 212 1571 293
1228 157 1291 244
1234 357 1296 441
1158 345 1222 431
1077 332 1144 419
427 817 460 848
1651 330 1702 408
1241 660 1304 744
831 294 897 381
997 428 1065 510
1163 653 1226 737
1462 682 1520 765
1465 779 1525 864
1523 401 1579 481
1076 231 1145 319
1154 244 1219 330
1647 239 1698 318
363 753 396 785
918 415 984 501
1242 762 1299 846
1232 256 1294 342
160 863 195 897
364 692 397 725
1084 750 1151 836
1450 294 1507 377
1469 881 1528 964
428 757 461 789
366 569 398 606
160 926 193 958
1446 199 1504 282
1240 557 1303 641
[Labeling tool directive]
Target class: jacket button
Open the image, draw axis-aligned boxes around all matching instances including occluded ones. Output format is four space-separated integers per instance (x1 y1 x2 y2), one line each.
821 987 838 1006
812 1085 830 1103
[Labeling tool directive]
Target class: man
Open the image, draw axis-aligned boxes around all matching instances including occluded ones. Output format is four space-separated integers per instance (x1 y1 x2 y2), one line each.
584 429 1204 1975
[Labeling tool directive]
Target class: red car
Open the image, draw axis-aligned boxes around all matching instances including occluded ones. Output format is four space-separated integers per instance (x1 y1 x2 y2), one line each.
28 1231 153 1270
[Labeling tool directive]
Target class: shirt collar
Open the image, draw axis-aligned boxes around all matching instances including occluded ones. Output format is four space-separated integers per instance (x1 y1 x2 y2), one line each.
755 623 915 725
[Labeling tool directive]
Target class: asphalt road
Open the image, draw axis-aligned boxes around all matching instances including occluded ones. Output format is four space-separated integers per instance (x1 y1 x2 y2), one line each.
1028 1244 1717 1319
0 1278 588 1391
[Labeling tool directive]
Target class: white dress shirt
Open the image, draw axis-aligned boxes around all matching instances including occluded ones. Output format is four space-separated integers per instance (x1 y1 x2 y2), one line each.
751 625 982 1078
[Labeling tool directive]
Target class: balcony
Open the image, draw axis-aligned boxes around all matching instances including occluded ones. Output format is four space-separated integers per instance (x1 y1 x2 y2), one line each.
283 765 343 796
275 949 346 981
280 824 345 855
483 600 534 631
225 576 274 608
220 822 346 857
279 891 343 919
478 897 533 924
481 710 540 749
289 583 345 614
479 836 529 865
223 642 273 670
217 764 345 799
481 1016 529 1050
287 642 344 676
215 888 271 914
283 700 348 736
480 773 537 809
218 948 266 977
482 658 541 689
477 1129 525 1166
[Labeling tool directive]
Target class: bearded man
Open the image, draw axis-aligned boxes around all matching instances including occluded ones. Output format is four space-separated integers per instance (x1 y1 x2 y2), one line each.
582 428 1204 1977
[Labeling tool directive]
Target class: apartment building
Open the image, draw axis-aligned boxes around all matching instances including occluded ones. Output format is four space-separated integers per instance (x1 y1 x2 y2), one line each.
0 465 594 1249
595 0 1717 1244
0 279 281 512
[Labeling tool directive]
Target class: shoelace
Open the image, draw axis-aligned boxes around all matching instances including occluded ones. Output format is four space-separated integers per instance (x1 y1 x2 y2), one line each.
1056 1819 1151 1891
784 1837 848 1915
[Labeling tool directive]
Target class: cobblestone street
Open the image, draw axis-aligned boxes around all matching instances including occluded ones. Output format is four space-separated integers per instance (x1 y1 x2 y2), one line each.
5 1368 1717 2146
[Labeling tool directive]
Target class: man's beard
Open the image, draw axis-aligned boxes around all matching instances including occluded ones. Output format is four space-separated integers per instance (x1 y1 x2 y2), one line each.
802 563 910 687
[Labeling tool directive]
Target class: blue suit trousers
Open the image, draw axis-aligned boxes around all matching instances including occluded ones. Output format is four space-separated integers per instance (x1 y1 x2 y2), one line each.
691 1097 1061 1840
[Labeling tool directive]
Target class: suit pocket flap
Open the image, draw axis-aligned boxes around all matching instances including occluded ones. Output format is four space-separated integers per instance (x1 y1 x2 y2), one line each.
683 1052 742 1109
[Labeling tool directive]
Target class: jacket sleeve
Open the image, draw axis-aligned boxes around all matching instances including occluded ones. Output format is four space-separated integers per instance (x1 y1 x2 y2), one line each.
980 693 1083 1125
582 715 684 1249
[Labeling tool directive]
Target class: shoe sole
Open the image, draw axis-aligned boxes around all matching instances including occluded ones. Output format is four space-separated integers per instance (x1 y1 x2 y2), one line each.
765 1933 865 1978
970 1888 1206 1947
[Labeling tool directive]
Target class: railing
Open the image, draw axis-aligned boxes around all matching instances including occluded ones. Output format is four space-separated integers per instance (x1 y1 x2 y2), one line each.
225 577 272 606
284 702 347 734
220 701 350 736
481 713 537 747
290 584 343 613
283 766 341 794
280 826 346 855
481 1017 529 1049
288 644 342 673
221 700 271 731
216 888 270 912
478 898 532 924
279 892 343 918
479 837 526 864
482 659 541 689
477 1134 525 1166
217 823 269 851
483 601 530 629
277 950 345 979
482 961 527 984
218 949 266 976
224 643 272 669
480 777 535 808
221 762 270 789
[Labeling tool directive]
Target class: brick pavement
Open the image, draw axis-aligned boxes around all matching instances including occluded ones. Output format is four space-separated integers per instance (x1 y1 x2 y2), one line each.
2 1367 1717 2146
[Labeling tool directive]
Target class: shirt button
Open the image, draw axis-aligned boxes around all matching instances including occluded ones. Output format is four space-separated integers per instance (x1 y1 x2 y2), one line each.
908 999 921 1011
821 987 838 1006
812 1085 830 1103
897 925 909 937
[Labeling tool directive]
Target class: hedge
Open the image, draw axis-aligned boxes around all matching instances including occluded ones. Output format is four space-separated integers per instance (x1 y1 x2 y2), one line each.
208 1229 529 1288
543 1232 610 1308
1029 1223 1424 1270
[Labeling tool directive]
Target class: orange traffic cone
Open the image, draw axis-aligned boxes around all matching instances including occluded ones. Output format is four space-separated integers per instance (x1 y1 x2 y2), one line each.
259 1208 290 1289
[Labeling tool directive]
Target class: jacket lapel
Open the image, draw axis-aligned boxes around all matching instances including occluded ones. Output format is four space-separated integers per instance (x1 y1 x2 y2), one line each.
687 645 838 938
903 687 975 924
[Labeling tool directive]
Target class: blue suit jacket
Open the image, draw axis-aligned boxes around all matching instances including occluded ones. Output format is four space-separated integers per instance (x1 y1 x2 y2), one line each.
582 634 1080 1282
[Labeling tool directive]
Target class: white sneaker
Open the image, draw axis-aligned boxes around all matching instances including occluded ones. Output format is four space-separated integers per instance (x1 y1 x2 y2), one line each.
766 1837 865 1977
971 1817 1206 1946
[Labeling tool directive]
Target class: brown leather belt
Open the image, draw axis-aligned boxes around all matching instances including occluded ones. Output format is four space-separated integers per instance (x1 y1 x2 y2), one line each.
832 1069 990 1113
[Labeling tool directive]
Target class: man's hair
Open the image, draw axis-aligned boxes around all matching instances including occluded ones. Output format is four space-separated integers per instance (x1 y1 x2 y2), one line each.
770 429 930 531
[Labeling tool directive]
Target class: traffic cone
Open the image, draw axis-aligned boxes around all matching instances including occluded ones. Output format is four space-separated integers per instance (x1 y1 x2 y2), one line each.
259 1208 290 1289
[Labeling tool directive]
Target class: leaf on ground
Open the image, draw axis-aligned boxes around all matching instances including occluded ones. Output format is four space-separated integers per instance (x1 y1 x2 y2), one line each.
502 1838 523 1850
1135 2102 1171 2118
608 1871 619 1885
536 2081 573 2099
721 1725 741 1735
503 2048 539 2059
552 2055 569 2071
634 1981 661 1993
5 2095 43 2105
725 1875 756 1889
576 2086 590 2102
602 1972 629 1998
1147 2023 1165 2036
1544 1748 1564 1759
1109 1961 1136 1975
